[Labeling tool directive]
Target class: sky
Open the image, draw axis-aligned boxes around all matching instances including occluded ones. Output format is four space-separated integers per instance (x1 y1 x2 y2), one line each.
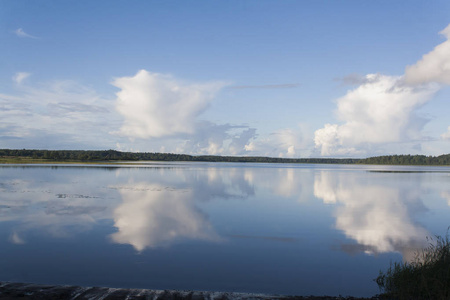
1 1 450 158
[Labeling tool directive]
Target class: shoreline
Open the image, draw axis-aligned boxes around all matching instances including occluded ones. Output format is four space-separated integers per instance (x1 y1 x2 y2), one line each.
2 149 449 166
0 282 382 300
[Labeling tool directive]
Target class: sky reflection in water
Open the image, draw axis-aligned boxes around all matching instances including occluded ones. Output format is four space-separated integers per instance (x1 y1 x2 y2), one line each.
0 163 449 296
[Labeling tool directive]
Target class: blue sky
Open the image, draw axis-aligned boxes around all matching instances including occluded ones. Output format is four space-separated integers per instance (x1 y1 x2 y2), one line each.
1 1 450 157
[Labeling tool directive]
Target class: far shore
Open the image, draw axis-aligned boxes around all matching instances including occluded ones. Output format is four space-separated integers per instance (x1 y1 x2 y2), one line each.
1 149 450 166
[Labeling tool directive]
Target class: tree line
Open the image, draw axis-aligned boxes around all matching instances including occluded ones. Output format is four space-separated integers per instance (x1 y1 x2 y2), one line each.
357 154 450 166
1 149 449 165
0 149 358 164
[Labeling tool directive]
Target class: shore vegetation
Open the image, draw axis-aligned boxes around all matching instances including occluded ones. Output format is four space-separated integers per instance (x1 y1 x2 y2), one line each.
375 231 450 300
0 149 449 165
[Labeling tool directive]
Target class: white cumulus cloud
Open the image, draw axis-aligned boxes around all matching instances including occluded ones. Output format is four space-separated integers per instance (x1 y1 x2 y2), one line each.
405 24 450 85
315 24 450 157
314 74 438 156
113 70 227 139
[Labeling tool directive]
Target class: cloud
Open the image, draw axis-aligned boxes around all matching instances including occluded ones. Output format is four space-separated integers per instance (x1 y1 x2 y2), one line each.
315 74 439 156
271 127 310 157
405 24 450 85
315 24 450 157
335 73 379 86
48 102 109 113
229 83 301 89
128 123 258 156
246 124 313 158
228 128 258 155
314 124 360 157
175 123 240 155
113 70 227 139
112 121 312 157
0 78 118 149
111 70 267 156
441 126 450 141
14 28 38 39
13 72 31 84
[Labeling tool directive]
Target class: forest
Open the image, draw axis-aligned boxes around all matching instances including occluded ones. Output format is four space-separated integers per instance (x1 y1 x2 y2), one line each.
0 149 449 165
357 154 450 166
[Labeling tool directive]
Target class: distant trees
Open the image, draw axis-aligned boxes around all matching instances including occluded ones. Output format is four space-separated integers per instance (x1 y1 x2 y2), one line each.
358 154 450 166
0 149 360 163
0 149 449 165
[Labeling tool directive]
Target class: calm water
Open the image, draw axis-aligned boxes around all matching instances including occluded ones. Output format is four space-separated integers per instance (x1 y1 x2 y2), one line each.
0 162 449 297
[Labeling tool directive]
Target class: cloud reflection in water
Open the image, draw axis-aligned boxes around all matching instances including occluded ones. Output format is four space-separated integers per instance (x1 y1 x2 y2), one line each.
0 177 112 241
1 165 447 261
110 184 221 251
313 171 429 261
441 191 450 206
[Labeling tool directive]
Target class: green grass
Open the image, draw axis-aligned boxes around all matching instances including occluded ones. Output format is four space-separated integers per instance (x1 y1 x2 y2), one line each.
375 230 450 300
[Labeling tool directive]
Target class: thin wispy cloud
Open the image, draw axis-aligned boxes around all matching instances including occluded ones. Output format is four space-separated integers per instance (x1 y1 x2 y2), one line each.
229 83 301 89
245 124 312 158
14 28 38 39
48 102 109 114
229 234 298 243
0 78 117 148
12 72 31 84
334 73 379 86
442 126 450 141
174 123 257 156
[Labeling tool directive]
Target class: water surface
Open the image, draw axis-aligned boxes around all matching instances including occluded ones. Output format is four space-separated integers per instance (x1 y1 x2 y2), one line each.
0 162 449 297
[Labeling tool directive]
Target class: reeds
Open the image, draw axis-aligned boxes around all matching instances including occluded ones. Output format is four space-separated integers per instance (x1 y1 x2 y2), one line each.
375 230 450 300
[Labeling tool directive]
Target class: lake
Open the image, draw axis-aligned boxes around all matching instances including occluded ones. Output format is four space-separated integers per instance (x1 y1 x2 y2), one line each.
0 162 449 297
